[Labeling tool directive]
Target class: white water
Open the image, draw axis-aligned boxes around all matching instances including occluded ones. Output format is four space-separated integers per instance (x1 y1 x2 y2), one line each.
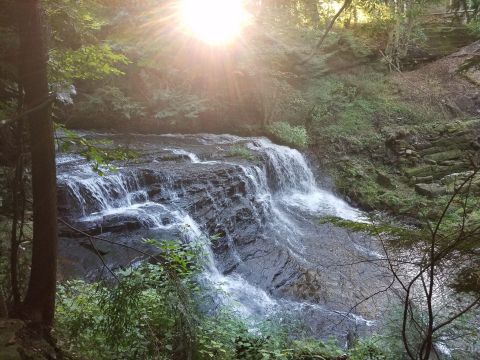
246 138 364 222
58 135 368 321
164 148 217 165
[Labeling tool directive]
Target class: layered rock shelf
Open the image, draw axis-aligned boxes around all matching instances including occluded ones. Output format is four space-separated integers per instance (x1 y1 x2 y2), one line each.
385 120 480 198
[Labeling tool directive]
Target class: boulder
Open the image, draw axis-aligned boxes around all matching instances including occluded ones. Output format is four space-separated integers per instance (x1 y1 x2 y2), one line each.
413 175 433 183
419 142 471 156
415 183 447 198
441 171 474 185
424 149 464 163
404 165 436 178
405 163 469 180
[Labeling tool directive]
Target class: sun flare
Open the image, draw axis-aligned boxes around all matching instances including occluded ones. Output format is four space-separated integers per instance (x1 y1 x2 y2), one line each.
180 0 249 45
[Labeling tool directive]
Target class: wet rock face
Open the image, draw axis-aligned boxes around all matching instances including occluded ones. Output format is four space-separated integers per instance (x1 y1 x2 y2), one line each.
57 133 390 341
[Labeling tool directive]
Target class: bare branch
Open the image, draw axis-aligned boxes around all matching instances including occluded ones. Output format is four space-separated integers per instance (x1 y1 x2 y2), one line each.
0 94 56 127
298 0 353 65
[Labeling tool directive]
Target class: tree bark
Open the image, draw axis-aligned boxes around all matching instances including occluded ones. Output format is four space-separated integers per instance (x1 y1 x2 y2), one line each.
305 0 320 28
17 0 58 330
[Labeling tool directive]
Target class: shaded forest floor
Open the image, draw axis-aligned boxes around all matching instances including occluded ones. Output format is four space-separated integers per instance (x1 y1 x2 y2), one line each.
0 319 62 360
394 40 480 116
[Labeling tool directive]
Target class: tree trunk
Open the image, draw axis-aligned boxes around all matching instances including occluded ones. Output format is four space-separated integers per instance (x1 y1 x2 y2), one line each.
298 0 352 64
0 292 8 318
305 0 320 28
17 0 58 330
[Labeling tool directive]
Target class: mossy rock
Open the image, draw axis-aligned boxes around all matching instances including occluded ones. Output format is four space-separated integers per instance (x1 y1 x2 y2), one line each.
412 175 434 184
419 141 472 156
434 163 471 179
404 162 469 180
424 149 464 162
415 183 447 198
440 171 475 185
404 165 437 178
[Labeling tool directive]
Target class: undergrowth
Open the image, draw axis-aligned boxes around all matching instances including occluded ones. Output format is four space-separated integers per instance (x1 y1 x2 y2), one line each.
307 70 437 154
267 122 310 149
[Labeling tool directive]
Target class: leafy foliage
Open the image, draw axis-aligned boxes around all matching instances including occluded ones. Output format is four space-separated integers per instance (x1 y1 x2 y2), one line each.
267 122 310 149
55 123 137 175
72 86 145 126
49 45 129 83
56 239 201 359
467 19 480 35
227 145 257 161
44 0 106 46
149 87 208 124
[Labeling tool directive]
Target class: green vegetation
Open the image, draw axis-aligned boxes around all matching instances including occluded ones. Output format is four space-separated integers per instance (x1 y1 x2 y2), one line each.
304 66 480 229
55 239 204 360
319 215 417 238
267 122 310 149
56 123 138 175
331 159 428 214
227 145 257 161
307 71 435 152
467 19 480 35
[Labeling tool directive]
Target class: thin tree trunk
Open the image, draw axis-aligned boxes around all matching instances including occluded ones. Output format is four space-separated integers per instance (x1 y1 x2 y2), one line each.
305 0 320 28
0 292 7 318
298 0 352 64
9 126 23 314
18 0 58 330
461 0 471 22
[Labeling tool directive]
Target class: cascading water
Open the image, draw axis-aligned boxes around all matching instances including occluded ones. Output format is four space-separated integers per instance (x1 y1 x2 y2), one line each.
57 133 385 342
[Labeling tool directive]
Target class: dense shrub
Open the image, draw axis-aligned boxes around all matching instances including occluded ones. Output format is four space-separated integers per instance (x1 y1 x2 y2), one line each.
267 122 309 149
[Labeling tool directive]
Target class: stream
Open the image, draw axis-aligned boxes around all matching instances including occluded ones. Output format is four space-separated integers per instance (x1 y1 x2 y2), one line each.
56 133 391 345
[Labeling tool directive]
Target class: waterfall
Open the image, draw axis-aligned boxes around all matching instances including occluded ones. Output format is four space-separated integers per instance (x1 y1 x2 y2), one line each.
58 135 362 222
57 133 373 330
